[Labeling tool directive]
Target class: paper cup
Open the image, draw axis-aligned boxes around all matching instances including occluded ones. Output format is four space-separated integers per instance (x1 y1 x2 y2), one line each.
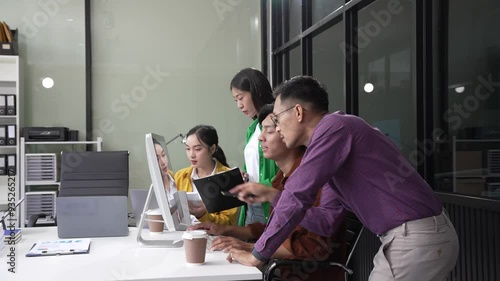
182 230 208 264
146 209 164 233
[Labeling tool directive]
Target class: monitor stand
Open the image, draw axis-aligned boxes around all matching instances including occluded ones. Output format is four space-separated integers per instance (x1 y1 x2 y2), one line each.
136 184 183 248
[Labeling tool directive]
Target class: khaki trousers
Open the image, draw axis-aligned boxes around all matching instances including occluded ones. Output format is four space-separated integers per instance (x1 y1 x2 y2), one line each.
369 210 459 281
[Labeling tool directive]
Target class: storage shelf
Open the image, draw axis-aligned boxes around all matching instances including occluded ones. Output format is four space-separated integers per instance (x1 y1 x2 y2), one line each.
455 176 500 179
0 55 18 62
25 140 101 145
455 139 500 142
25 181 60 186
453 136 500 196
20 136 103 228
0 55 20 228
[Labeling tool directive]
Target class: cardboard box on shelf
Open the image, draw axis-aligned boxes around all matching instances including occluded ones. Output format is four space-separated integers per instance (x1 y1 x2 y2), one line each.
455 178 485 196
456 151 483 172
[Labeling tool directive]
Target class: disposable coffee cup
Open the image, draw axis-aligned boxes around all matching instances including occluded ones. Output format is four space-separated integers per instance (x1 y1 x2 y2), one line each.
182 230 208 264
146 209 164 234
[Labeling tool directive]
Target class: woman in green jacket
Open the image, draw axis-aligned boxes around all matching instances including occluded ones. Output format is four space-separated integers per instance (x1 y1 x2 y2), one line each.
230 68 278 226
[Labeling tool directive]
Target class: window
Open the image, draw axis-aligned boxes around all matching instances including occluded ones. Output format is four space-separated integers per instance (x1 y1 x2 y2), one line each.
312 21 345 112
286 0 302 40
289 45 302 78
311 0 343 24
433 0 500 199
269 0 500 200
357 0 415 160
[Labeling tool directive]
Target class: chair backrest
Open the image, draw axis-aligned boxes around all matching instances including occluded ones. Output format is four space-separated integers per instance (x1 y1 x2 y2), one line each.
59 151 129 197
344 213 365 266
262 213 365 281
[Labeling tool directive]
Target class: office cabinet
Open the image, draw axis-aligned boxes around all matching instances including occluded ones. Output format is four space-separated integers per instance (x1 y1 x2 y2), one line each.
452 137 500 198
0 55 22 226
19 137 103 227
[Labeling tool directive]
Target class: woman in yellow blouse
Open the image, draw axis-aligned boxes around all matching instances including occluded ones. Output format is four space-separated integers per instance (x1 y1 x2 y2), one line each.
175 125 238 225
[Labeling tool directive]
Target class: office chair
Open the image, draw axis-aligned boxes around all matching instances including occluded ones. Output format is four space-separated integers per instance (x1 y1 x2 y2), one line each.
262 214 365 281
59 151 129 197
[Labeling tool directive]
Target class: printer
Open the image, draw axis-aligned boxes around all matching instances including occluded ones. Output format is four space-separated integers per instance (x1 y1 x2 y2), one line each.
23 127 69 142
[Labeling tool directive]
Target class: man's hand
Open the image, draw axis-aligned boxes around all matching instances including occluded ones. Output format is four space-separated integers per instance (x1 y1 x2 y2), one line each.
211 236 253 252
227 249 265 268
188 221 228 236
230 182 279 204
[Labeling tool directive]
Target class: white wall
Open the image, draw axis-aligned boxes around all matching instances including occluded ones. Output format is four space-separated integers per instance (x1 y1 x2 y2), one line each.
91 0 262 190
0 0 86 140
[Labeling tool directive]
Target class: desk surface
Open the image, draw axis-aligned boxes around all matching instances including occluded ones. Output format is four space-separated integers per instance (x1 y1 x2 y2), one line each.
0 227 261 281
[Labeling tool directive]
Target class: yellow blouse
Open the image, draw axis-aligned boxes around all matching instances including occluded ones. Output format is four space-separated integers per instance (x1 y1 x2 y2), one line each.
174 160 238 225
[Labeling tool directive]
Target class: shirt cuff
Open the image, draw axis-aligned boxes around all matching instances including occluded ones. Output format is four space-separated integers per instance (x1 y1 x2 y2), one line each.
198 211 210 222
251 247 269 263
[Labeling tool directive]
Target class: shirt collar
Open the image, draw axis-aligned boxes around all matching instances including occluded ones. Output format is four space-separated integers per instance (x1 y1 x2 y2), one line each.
191 158 217 180
271 155 304 189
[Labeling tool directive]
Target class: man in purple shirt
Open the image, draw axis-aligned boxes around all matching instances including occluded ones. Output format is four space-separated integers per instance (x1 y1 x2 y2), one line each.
230 76 459 280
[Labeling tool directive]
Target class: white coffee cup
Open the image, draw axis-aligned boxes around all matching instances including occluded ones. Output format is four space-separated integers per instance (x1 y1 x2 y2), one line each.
182 230 208 264
145 208 164 233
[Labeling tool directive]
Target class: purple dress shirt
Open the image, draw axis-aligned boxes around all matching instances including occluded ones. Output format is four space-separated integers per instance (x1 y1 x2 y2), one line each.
253 111 443 261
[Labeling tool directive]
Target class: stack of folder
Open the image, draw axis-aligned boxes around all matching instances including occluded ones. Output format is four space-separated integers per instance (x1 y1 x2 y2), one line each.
4 229 22 245
0 95 16 116
0 125 17 146
0 21 13 43
0 20 17 55
0 154 16 176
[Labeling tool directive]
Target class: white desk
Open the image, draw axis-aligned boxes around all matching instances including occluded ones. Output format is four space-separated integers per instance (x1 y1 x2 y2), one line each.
0 227 261 281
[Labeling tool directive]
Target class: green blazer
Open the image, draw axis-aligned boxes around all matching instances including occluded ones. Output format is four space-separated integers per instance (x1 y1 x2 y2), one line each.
238 118 279 226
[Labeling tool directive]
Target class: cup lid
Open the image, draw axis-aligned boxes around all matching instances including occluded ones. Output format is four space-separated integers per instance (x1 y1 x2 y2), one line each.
182 230 208 240
146 208 162 216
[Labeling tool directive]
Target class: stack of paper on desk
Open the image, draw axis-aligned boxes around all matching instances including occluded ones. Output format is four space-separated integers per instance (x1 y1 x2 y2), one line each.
26 238 91 257
3 229 22 245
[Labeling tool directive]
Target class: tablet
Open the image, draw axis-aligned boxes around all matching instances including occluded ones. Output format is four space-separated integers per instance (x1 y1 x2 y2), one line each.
186 192 203 207
186 192 202 202
192 167 246 213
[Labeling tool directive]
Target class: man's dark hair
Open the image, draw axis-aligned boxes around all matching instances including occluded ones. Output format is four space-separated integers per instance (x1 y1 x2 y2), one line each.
273 76 329 113
258 103 274 125
258 103 307 152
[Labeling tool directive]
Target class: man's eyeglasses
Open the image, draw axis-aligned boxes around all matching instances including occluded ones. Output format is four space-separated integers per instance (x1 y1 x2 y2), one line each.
271 106 295 126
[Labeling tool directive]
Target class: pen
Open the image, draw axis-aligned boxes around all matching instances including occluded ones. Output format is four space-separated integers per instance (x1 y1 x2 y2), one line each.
220 191 238 197
220 191 256 199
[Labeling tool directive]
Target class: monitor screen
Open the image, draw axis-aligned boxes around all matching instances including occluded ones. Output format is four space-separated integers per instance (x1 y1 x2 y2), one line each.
144 133 190 231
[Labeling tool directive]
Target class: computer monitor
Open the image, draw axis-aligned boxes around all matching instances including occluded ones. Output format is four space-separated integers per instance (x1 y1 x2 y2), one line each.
136 133 191 247
144 133 191 231
144 133 176 232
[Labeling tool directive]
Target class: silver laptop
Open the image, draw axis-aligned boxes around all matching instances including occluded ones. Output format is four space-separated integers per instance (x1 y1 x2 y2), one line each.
56 196 129 238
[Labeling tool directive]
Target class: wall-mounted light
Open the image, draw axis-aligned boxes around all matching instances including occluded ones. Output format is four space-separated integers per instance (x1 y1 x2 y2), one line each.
454 86 465 93
252 16 259 31
448 82 469 94
364 83 374 93
42 77 54 89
